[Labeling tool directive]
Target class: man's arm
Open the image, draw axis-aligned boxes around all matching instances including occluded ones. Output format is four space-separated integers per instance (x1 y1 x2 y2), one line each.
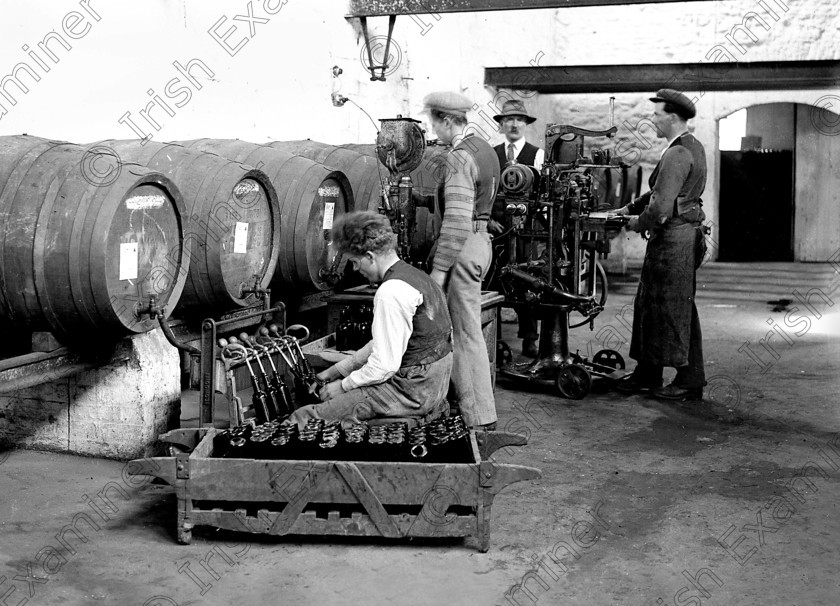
340 280 420 392
431 149 477 274
320 342 373 383
622 148 692 232
618 191 651 216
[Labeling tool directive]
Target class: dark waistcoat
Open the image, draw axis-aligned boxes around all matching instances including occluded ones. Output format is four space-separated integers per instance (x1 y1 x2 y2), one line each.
381 260 452 367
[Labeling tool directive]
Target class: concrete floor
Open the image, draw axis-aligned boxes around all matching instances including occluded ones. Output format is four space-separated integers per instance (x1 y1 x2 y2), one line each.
2 266 839 606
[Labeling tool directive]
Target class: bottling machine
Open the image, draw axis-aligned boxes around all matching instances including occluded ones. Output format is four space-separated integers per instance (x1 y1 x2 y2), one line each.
496 119 634 399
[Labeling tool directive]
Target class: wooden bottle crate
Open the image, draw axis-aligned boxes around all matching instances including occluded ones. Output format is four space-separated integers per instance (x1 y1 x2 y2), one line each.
128 428 540 552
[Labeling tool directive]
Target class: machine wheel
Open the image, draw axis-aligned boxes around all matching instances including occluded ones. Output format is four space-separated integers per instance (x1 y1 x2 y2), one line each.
497 341 513 368
593 349 625 370
555 364 592 399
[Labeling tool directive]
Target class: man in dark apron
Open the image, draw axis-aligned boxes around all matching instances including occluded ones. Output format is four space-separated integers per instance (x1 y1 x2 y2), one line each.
616 89 708 401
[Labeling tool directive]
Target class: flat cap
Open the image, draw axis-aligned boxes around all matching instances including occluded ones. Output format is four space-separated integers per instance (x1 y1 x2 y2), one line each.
421 91 473 117
650 88 696 119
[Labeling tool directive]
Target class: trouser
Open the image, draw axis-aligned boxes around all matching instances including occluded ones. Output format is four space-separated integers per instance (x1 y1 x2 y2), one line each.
446 230 497 427
516 307 539 341
290 353 453 429
514 234 541 341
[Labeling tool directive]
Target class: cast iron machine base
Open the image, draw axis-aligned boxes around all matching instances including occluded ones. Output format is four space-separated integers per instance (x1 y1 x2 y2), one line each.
498 304 627 399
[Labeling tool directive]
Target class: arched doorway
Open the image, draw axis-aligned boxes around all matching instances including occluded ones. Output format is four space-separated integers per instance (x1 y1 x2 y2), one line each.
717 103 795 261
716 101 840 262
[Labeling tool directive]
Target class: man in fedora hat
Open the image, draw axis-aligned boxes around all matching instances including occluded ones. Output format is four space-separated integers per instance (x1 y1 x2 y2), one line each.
421 91 500 430
492 98 545 358
615 88 708 402
493 99 545 170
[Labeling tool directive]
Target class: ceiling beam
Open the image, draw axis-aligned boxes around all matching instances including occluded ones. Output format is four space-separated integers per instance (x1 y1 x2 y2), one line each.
346 0 695 18
485 60 840 94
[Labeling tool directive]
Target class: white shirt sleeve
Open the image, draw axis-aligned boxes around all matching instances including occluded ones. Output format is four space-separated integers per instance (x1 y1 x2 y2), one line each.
340 279 422 391
533 147 545 171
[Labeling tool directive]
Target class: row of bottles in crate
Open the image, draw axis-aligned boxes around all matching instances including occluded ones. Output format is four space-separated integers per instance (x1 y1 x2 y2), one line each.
213 415 473 463
336 305 373 351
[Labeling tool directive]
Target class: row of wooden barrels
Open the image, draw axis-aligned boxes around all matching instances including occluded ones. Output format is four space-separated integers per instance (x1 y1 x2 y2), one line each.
0 135 639 348
0 135 449 347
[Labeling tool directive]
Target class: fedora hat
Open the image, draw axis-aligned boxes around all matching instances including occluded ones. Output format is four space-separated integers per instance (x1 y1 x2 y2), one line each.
493 99 537 124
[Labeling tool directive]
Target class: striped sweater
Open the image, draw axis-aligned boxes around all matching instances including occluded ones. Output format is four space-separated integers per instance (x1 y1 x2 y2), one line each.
432 133 499 272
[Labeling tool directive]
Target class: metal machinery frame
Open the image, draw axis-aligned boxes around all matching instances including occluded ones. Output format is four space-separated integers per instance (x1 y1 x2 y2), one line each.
155 293 319 428
496 115 632 399
374 115 430 267
198 300 287 427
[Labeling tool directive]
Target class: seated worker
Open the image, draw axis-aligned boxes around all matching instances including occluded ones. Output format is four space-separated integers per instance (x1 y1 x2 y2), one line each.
287 211 454 428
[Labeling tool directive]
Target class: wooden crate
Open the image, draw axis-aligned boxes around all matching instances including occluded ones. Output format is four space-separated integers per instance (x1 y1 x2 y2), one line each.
128 428 540 552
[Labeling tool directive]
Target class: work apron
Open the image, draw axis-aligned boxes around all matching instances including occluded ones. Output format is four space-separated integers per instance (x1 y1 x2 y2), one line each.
629 223 702 368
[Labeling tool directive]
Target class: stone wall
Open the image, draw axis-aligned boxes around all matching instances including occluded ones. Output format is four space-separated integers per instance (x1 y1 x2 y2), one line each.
0 329 180 459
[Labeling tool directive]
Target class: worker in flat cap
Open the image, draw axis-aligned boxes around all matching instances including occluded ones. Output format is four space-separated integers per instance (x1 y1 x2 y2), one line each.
491 99 546 358
421 91 500 430
615 88 707 401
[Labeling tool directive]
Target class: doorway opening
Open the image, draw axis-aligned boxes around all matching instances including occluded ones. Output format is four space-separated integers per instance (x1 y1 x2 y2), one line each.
717 104 795 262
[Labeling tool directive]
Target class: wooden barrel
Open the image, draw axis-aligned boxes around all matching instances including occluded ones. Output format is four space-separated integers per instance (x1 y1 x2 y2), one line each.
0 135 188 344
95 140 280 315
267 140 383 212
180 139 353 293
276 141 447 264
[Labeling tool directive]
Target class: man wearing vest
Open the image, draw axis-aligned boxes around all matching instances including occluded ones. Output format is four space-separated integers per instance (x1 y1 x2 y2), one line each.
492 99 545 358
422 91 500 430
287 211 453 428
616 89 708 401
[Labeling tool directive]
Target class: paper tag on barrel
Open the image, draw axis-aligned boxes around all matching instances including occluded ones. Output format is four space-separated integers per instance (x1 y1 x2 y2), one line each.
234 221 249 254
319 185 339 231
119 242 138 280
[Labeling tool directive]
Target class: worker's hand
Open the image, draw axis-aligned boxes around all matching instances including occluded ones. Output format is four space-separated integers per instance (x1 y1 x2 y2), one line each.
317 379 344 401
487 218 505 235
430 268 448 290
626 216 640 232
308 369 333 396
614 205 630 216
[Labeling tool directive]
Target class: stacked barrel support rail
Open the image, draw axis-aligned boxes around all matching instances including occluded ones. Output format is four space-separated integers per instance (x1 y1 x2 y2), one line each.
495 120 641 398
